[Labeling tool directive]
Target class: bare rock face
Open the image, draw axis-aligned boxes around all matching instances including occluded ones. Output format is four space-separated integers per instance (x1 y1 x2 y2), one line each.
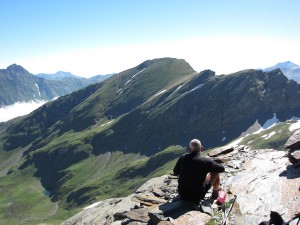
226 150 300 225
285 129 300 150
61 196 138 225
285 129 300 167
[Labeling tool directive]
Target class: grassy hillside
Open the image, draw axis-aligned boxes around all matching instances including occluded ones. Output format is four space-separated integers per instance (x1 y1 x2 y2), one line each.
240 120 298 150
0 137 184 224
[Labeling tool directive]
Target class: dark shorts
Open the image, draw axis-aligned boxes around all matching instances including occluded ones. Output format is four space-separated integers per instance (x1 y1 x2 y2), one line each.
179 181 211 203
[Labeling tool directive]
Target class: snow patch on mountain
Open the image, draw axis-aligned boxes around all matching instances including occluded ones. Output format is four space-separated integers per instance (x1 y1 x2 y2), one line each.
190 83 204 92
168 85 182 97
290 120 300 131
180 83 205 97
125 68 145 85
253 113 279 134
35 83 41 97
155 89 167 97
263 131 276 139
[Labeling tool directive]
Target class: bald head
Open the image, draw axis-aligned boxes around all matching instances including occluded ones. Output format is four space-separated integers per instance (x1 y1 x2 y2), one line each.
189 139 203 152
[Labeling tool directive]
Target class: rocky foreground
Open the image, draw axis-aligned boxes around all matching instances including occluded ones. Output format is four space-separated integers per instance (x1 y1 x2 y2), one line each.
62 133 300 225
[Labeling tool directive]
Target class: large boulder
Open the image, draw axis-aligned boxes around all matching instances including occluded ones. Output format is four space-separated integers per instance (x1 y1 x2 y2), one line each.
285 129 300 166
285 129 300 150
207 146 234 157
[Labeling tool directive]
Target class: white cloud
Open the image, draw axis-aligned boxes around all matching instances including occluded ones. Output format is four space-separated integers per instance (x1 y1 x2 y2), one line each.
0 101 47 122
2 35 300 77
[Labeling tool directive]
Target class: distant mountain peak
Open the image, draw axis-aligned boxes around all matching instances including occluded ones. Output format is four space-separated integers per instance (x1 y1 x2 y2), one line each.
273 61 299 69
264 61 300 71
36 71 81 80
6 64 29 74
263 61 300 83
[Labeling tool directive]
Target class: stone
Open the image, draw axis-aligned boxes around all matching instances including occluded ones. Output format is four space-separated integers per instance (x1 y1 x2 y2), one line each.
285 129 300 150
167 179 178 187
149 212 169 224
111 219 131 225
115 208 150 223
234 145 245 151
126 222 148 225
227 160 242 169
172 211 212 225
287 149 300 167
157 222 173 225
149 200 194 224
211 155 232 163
153 188 165 197
61 195 138 225
290 150 300 160
136 175 168 193
208 146 234 157
133 193 167 205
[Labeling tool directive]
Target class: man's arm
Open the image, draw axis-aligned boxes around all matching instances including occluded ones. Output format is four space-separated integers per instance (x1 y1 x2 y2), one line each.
205 158 225 173
173 156 183 176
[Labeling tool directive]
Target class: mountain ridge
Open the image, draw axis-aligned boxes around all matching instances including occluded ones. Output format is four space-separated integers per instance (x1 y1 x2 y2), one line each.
0 64 111 107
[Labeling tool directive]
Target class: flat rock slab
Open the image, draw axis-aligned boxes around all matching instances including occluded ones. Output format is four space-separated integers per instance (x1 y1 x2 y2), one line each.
115 208 150 223
208 146 234 157
285 129 300 149
172 211 212 225
227 151 300 225
133 193 167 206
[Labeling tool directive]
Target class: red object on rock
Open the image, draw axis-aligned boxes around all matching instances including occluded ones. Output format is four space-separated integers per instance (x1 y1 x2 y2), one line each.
217 190 226 204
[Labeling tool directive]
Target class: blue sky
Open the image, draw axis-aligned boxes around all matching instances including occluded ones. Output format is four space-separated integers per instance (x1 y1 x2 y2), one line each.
1 0 300 76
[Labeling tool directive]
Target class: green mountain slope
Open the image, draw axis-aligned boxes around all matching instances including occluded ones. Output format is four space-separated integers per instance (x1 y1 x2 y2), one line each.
92 68 300 154
0 58 300 224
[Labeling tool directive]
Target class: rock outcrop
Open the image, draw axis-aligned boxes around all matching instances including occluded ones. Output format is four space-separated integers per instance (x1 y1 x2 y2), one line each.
225 149 300 225
61 196 138 225
285 129 300 167
62 144 300 225
62 175 212 225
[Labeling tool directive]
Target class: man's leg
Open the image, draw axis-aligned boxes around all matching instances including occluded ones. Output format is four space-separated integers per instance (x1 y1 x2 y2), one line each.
206 172 221 199
206 172 221 190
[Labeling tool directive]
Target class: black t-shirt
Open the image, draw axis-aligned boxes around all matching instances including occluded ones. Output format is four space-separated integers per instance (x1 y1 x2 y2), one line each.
173 151 225 199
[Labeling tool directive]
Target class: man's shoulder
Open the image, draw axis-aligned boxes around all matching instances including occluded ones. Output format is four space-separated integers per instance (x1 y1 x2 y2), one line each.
195 156 215 163
179 153 189 159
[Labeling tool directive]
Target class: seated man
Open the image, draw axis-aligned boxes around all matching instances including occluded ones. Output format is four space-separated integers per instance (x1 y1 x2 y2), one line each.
173 139 225 203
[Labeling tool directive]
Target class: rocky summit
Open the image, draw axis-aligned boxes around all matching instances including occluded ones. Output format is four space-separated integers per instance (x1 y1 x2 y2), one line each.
62 143 300 225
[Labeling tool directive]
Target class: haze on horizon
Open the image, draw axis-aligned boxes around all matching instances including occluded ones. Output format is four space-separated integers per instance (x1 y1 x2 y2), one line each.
0 0 300 77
